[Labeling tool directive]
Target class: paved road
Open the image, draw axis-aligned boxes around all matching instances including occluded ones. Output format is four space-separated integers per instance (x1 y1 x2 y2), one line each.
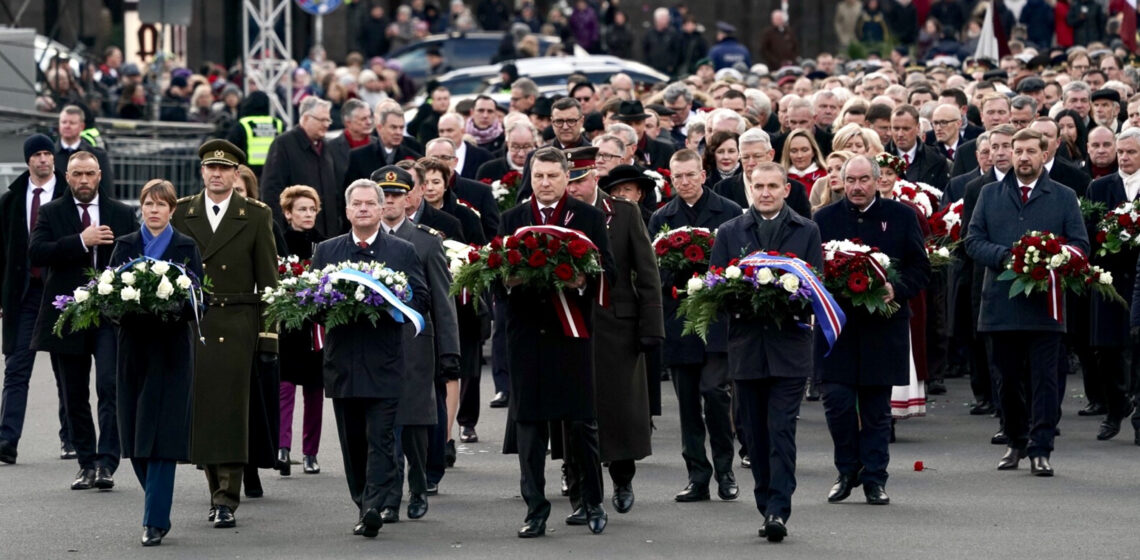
2 356 1138 559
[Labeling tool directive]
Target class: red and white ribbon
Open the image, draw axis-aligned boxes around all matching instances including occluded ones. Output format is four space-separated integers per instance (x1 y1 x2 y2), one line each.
312 323 326 351
514 225 611 338
1045 245 1086 324
836 250 890 283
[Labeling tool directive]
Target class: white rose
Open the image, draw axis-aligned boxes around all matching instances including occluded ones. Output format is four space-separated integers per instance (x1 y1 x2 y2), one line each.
1026 246 1037 253
685 276 704 293
872 253 891 269
266 296 275 304
724 265 742 279
72 288 90 303
120 271 136 286
151 261 170 275
120 286 139 302
756 268 775 285
99 269 115 284
176 275 192 289
133 261 148 272
780 273 801 293
1049 254 1066 268
97 282 114 296
1100 271 1114 285
155 278 174 300
937 247 950 258
355 286 366 301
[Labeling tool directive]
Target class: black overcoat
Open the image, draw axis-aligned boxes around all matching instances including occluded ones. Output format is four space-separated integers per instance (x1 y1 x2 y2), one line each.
260 127 349 238
1085 174 1135 347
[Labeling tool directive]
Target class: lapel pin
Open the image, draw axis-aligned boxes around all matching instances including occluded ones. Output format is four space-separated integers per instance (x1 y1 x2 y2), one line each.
239 208 246 217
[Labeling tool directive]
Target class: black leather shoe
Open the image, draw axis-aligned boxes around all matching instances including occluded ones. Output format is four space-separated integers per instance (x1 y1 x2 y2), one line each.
517 517 546 538
997 446 1026 470
277 448 291 476
612 484 634 513
1097 419 1123 441
805 379 820 401
489 392 509 408
213 505 235 528
991 430 1009 445
1078 402 1107 416
303 455 320 474
208 507 216 522
380 506 399 523
71 468 96 490
586 504 607 534
827 472 861 503
407 494 428 519
141 526 164 547
244 469 263 498
0 440 16 464
763 515 787 542
560 472 570 496
60 441 77 460
93 466 114 490
444 439 457 468
674 482 710 502
969 401 996 415
358 508 382 537
460 426 478 443
565 506 588 526
1134 428 1140 446
425 481 439 496
741 455 751 468
1030 456 1054 477
716 472 739 500
757 525 766 538
863 482 890 505
926 380 947 395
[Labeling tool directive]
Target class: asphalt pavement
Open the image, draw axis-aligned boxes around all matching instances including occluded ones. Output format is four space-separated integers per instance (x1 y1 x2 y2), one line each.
2 355 1138 559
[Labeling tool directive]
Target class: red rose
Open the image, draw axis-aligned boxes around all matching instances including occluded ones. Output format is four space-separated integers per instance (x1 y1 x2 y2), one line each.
742 266 755 277
490 237 504 250
527 251 547 267
847 271 870 293
278 264 287 274
1097 231 1108 243
507 250 522 265
728 258 740 266
486 252 503 269
949 224 961 241
683 245 705 263
1026 236 1042 247
468 250 481 263
1120 214 1133 227
767 251 779 256
1030 266 1047 280
480 178 493 184
1044 238 1061 254
786 252 797 259
568 239 591 259
554 263 574 281
547 238 562 252
505 236 520 249
671 286 679 299
503 171 521 184
291 263 304 275
523 236 539 250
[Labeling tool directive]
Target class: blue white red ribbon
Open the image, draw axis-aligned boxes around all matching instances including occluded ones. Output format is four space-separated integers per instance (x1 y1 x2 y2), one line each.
737 252 846 354
326 267 426 335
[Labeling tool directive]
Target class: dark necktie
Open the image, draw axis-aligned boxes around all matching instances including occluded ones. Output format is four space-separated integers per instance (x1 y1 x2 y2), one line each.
212 204 221 215
357 241 370 249
1020 186 1031 204
946 146 955 159
903 154 911 166
78 203 91 228
540 207 554 224
30 188 44 279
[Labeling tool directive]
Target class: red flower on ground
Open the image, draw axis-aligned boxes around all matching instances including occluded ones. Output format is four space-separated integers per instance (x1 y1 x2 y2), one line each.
847 271 870 293
683 245 705 263
528 251 547 268
554 263 575 281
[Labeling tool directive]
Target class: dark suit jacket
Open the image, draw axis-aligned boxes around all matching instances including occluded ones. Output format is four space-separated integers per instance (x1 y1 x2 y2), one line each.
712 174 811 218
648 189 743 362
260 127 349 238
29 192 138 354
344 140 423 187
965 173 1087 333
813 196 931 386
475 157 511 182
498 195 617 422
942 169 985 205
924 123 983 147
637 136 676 170
311 232 429 400
1087 175 1138 345
459 142 494 180
53 139 114 198
949 138 980 178
438 190 487 246
888 141 952 190
413 202 465 243
710 208 823 379
0 171 68 353
452 176 500 240
1048 159 1091 197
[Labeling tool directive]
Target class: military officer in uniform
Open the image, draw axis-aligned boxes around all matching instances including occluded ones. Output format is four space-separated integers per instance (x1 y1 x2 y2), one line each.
171 140 279 528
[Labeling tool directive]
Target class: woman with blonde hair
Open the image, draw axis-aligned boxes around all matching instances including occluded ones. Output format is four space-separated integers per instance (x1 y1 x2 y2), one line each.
780 129 827 194
831 123 883 155
834 97 870 129
810 150 855 213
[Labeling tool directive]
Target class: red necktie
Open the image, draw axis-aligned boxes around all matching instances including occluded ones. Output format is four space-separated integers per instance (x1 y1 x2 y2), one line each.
946 147 955 159
1020 186 1031 203
541 207 554 224
903 154 911 166
30 188 43 279
357 241 370 249
79 203 91 228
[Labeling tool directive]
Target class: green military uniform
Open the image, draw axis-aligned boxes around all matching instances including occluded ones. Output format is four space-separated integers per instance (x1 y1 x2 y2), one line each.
171 139 278 513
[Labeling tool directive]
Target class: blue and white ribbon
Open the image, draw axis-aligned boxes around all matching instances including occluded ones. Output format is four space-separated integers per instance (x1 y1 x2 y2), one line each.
326 267 426 335
115 256 206 344
737 252 846 354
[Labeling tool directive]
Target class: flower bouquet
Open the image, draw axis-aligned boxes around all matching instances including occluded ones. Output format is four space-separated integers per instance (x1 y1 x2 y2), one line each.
678 252 814 339
53 258 208 336
261 260 423 332
821 239 901 317
996 231 1124 320
892 180 943 218
925 200 963 268
653 226 715 288
278 254 311 280
644 168 673 207
1093 200 1140 256
483 170 524 213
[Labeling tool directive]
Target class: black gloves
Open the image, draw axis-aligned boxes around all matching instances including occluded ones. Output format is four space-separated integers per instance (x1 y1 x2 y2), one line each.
439 353 461 381
639 336 663 352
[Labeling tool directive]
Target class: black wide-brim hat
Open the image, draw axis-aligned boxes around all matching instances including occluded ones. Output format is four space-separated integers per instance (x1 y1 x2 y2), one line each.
598 164 655 194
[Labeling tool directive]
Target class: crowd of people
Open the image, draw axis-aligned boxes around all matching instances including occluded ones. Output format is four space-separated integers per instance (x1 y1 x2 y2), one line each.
9 0 1140 550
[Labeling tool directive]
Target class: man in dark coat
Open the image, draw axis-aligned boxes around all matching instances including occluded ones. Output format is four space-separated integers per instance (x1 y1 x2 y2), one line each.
613 101 676 171
565 148 663 517
260 97 348 238
950 95 1013 178
888 105 951 190
54 105 114 198
433 112 495 181
715 129 812 218
710 162 824 541
345 105 423 188
312 173 429 538
356 4 392 58
1087 129 1140 442
813 155 931 505
966 129 1088 477
499 147 617 537
425 138 500 241
30 150 138 490
377 170 459 522
171 140 279 528
707 23 750 71
0 135 71 464
641 9 682 76
649 149 742 504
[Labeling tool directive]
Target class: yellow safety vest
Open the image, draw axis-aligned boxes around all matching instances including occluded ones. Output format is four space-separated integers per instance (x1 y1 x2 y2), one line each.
240 116 284 166
80 127 102 149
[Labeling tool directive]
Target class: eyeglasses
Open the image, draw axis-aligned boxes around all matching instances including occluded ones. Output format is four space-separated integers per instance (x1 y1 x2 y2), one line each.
508 144 536 152
596 152 623 161
307 116 333 124
574 96 592 103
552 118 580 128
931 119 959 127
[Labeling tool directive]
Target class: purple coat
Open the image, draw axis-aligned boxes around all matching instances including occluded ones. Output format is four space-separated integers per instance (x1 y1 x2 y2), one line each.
569 8 600 51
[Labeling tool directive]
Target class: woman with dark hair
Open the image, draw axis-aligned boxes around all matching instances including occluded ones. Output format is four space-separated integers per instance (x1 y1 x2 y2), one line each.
702 131 741 191
1056 108 1089 166
117 83 148 120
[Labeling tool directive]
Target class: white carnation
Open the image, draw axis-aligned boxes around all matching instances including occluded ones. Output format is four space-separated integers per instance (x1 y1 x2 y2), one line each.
780 273 801 293
936 247 950 258
120 286 140 302
72 288 90 303
756 268 775 285
151 261 170 275
724 265 742 279
685 276 704 293
120 271 136 286
97 282 114 296
176 275 192 289
1100 271 1114 285
872 253 890 269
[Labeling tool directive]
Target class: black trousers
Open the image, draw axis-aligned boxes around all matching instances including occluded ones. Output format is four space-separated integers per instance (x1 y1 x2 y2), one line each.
820 382 892 486
517 419 602 521
988 331 1061 458
332 397 399 514
925 268 950 383
1092 346 1135 422
53 325 119 471
0 281 69 447
456 330 482 429
736 377 805 521
645 347 663 416
490 299 510 394
426 380 447 485
386 424 430 508
671 353 734 484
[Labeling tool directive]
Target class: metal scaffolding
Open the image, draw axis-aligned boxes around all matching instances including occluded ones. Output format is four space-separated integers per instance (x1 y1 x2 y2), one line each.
242 0 294 124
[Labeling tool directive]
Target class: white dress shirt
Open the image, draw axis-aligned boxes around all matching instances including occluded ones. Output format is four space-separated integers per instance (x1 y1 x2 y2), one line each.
206 193 233 232
384 218 406 235
455 141 469 176
76 194 101 254
1121 169 1140 201
353 230 379 246
26 175 55 232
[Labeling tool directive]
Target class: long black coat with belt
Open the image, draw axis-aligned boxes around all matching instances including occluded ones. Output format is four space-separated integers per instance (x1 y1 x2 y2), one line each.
1085 174 1136 347
710 208 824 380
0 171 67 354
648 189 742 365
260 127 349 238
108 229 203 461
498 194 617 422
813 195 931 386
